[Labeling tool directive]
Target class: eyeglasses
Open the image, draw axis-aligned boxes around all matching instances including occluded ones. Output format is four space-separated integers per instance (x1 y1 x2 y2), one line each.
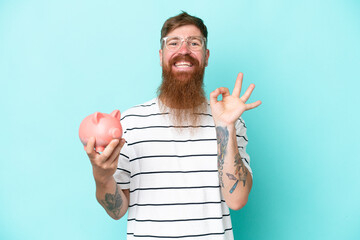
161 36 206 52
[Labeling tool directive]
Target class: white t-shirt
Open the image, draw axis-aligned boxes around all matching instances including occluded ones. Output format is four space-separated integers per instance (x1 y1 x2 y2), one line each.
114 98 251 239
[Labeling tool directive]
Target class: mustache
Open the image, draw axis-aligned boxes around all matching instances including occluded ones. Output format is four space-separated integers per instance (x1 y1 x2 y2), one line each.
169 54 200 66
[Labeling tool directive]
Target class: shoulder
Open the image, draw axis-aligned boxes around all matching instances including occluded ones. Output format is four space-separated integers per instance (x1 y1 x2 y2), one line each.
131 98 158 109
120 98 159 120
120 98 161 129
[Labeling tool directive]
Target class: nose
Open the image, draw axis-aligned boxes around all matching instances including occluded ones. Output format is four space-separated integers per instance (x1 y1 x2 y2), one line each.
177 40 191 54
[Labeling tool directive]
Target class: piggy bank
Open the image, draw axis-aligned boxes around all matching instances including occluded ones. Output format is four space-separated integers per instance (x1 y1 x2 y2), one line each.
79 110 122 152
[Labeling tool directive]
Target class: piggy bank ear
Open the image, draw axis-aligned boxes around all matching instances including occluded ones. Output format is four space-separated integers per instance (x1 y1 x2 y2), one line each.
110 110 121 120
92 112 104 124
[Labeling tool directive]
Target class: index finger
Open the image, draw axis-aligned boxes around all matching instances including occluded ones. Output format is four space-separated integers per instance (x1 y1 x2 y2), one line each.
210 88 222 106
232 72 243 98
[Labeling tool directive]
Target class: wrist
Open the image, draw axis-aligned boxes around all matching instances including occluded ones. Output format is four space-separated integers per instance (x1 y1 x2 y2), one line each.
94 173 114 188
214 121 236 130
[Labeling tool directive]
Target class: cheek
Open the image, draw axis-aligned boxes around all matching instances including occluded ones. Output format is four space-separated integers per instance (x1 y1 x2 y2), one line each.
162 53 172 63
197 54 206 65
162 56 170 66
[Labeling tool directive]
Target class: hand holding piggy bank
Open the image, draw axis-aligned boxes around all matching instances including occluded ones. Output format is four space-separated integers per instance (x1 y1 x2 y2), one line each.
79 110 123 152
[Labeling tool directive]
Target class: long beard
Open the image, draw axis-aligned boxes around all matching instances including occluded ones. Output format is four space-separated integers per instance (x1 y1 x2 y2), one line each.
157 54 207 127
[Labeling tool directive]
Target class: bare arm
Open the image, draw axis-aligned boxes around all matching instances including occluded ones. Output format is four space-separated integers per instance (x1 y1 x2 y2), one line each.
210 72 261 210
215 124 252 210
86 137 129 219
95 178 129 220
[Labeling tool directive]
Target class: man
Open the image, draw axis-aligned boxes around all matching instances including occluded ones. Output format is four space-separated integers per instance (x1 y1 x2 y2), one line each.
85 12 261 239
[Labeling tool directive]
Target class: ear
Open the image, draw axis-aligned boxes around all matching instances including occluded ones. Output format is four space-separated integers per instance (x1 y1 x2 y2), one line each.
92 112 104 124
205 49 210 67
110 109 121 120
159 49 163 66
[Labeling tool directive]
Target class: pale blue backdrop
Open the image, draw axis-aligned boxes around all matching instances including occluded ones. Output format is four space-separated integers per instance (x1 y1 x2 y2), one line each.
1 0 359 239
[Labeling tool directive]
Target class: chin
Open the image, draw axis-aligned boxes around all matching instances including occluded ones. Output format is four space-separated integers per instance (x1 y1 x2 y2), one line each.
172 72 193 82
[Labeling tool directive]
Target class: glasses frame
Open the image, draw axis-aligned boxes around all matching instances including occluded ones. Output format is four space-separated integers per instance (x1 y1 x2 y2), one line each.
161 36 207 52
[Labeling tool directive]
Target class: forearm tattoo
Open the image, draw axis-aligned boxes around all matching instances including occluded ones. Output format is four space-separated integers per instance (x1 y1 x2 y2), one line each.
101 185 123 217
216 126 229 188
227 152 248 193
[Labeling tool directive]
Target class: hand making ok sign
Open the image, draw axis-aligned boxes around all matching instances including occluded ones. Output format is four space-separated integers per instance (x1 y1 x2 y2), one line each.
210 72 262 125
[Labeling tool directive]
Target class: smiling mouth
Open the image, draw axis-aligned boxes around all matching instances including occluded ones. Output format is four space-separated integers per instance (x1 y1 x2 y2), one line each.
174 61 193 68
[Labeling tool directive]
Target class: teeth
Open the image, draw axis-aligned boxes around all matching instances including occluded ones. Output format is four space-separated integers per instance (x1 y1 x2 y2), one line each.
175 62 192 67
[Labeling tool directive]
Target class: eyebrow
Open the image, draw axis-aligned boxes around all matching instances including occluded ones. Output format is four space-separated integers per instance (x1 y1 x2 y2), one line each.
167 36 203 39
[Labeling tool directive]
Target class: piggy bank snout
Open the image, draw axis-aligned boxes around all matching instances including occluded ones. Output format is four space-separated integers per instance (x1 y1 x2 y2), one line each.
109 127 122 139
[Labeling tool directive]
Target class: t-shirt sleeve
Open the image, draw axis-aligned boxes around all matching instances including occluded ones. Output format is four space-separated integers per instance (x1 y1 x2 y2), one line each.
235 117 253 178
113 117 132 189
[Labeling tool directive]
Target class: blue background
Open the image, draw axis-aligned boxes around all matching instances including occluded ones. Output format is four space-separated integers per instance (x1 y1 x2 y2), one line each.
1 0 359 239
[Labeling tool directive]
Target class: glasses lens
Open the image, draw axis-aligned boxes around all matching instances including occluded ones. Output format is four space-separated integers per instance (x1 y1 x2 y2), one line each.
164 36 205 51
166 37 181 51
188 37 203 50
